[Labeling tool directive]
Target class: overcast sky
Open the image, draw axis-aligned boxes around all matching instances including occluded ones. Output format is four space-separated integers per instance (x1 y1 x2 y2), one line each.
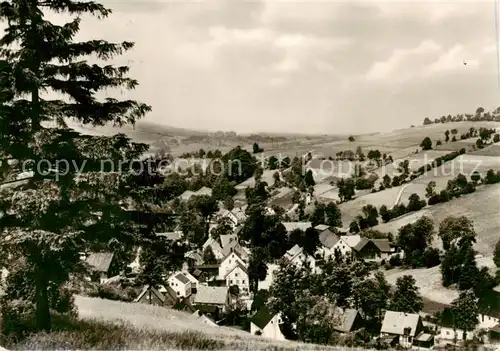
61 1 500 134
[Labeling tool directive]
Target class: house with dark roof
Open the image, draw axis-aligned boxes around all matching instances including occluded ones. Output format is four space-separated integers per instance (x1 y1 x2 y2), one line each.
134 285 172 306
334 308 364 334
193 264 220 281
85 252 119 283
250 307 286 341
167 272 193 298
380 311 423 348
317 228 340 259
351 238 384 260
371 239 396 259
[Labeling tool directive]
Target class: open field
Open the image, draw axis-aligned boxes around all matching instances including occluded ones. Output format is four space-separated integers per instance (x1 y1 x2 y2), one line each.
471 143 500 156
384 256 497 305
372 183 500 255
235 170 278 190
72 296 359 351
338 185 405 226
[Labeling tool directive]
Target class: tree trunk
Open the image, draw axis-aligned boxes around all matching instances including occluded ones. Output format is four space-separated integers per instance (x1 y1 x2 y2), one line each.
35 272 51 331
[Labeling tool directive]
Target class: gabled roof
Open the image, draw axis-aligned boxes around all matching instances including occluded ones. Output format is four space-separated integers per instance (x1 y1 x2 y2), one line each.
224 261 248 279
194 285 228 305
179 187 212 201
179 190 196 200
203 237 223 254
231 207 247 222
220 234 238 249
282 222 312 232
196 186 212 196
185 250 203 265
221 244 247 262
341 234 362 249
85 252 114 273
371 239 393 253
251 307 276 329
351 238 371 252
222 242 248 259
134 285 166 303
174 273 191 284
381 311 421 337
284 244 303 261
192 310 218 327
182 271 199 284
319 229 340 249
478 289 500 318
334 308 362 333
314 224 330 232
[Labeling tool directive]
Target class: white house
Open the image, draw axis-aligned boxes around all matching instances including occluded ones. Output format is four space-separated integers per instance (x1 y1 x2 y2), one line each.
438 326 474 343
167 272 192 298
317 228 341 259
478 312 500 330
218 250 246 279
258 263 279 291
338 234 363 256
283 245 316 271
220 234 238 250
250 307 286 341
202 237 224 260
224 261 249 294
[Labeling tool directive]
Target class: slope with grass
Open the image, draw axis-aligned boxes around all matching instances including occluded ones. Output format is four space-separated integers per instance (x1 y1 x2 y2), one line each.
384 256 497 305
372 182 500 255
61 296 363 351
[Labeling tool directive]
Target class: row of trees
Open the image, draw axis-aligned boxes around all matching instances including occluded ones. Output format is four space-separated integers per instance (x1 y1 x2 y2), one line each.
422 106 500 125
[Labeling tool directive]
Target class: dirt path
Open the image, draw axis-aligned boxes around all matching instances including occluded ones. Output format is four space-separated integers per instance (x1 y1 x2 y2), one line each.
393 183 410 207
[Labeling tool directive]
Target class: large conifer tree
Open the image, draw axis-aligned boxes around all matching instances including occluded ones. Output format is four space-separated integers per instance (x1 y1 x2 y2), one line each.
0 0 157 331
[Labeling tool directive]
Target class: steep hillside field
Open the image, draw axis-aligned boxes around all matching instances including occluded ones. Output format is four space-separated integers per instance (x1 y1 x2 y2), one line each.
384 256 497 305
372 183 500 255
338 185 405 226
72 296 359 351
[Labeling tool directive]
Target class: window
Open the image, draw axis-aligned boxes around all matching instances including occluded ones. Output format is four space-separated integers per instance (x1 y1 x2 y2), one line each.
235 273 239 277
229 260 232 264
230 280 233 284
177 292 179 295
236 280 240 284
242 280 245 284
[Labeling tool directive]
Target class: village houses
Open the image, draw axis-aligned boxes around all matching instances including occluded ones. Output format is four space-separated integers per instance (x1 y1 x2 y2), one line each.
250 307 286 341
380 311 425 348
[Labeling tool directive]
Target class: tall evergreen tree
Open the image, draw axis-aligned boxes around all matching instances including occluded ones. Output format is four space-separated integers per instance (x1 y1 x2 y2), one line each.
0 0 151 331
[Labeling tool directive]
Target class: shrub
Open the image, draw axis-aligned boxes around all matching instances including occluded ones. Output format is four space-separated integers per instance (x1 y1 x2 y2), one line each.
389 255 403 267
88 285 133 302
427 194 441 206
424 248 441 268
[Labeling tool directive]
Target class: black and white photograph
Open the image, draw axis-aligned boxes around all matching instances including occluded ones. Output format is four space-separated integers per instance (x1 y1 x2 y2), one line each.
0 0 499 350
